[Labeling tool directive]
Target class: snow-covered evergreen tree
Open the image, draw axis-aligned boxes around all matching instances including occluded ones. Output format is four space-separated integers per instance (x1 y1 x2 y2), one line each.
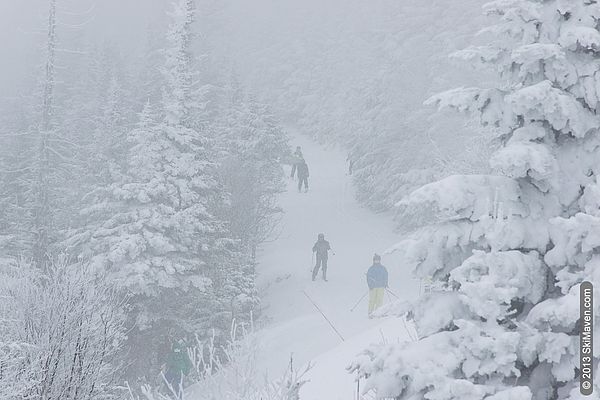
0 1 105 266
352 1 600 399
0 110 37 258
162 0 204 130
60 47 133 248
203 82 290 329
215 79 288 259
72 0 249 378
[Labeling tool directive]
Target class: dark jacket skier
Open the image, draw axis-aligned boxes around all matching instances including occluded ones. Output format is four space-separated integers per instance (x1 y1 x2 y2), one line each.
346 151 355 175
312 233 331 281
290 146 304 178
297 158 309 192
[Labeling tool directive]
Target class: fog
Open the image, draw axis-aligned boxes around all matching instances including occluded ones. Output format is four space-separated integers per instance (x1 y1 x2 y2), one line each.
0 0 166 95
4 0 588 399
0 0 440 101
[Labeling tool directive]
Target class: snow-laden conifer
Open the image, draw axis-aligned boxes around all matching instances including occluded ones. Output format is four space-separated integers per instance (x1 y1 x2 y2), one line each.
74 0 237 377
352 1 600 399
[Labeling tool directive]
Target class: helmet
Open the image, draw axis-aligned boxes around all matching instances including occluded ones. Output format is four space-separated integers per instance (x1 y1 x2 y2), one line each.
373 253 381 262
318 233 325 240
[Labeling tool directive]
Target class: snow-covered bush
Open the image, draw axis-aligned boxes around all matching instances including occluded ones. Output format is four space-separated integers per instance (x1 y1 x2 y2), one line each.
352 1 600 399
129 320 309 400
0 257 127 400
188 321 309 400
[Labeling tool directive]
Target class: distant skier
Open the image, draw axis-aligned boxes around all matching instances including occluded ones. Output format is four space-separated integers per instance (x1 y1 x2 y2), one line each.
162 339 192 398
290 146 304 179
366 254 388 317
312 233 332 281
297 158 309 193
346 151 355 175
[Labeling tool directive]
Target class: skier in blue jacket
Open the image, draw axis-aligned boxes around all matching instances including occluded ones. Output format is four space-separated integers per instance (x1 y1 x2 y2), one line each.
366 254 388 317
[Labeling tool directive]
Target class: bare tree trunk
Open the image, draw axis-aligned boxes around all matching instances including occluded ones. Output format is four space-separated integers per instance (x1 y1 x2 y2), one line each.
34 0 57 269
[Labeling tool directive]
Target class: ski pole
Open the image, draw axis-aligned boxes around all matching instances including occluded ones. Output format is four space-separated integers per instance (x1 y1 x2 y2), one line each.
350 290 369 312
385 288 399 299
302 290 345 342
402 316 419 342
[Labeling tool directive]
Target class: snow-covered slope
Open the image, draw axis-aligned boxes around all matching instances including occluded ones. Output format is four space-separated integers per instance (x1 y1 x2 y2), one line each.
300 317 417 400
253 130 420 397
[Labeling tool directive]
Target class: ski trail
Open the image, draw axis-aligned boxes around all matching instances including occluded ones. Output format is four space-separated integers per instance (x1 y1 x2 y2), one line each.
254 131 420 397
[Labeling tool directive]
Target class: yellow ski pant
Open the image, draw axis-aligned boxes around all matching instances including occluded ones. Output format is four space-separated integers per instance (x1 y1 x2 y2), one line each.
368 288 385 314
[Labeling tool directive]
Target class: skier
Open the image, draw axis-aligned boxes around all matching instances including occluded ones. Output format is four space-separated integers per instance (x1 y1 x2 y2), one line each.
297 158 309 193
346 151 355 175
162 339 192 398
366 254 388 317
312 233 332 281
290 146 303 179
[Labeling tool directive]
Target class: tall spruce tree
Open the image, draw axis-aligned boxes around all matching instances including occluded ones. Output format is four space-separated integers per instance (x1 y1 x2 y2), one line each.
74 0 238 377
0 0 92 265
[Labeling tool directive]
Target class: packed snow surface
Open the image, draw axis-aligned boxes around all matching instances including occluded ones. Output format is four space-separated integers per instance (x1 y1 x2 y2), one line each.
254 131 419 398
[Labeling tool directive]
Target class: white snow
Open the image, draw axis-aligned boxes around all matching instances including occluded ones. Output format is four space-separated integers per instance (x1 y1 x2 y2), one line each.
300 318 415 400
252 130 419 398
